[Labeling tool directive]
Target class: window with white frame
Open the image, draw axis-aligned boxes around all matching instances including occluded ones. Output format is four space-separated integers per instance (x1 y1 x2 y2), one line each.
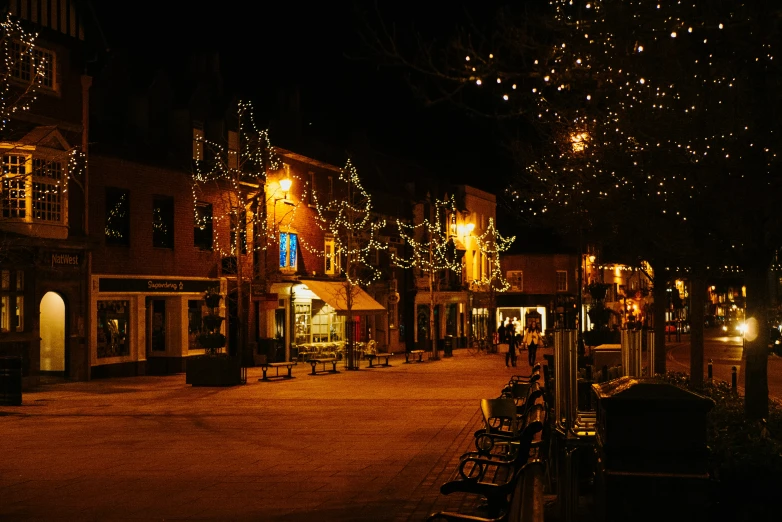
10 41 55 90
556 270 568 292
508 271 523 291
280 232 298 270
325 237 339 275
2 155 65 224
0 269 24 333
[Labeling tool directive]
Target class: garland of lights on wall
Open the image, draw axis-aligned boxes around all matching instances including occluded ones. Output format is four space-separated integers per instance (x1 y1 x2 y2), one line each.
191 100 291 260
393 194 463 278
310 158 387 286
473 218 515 292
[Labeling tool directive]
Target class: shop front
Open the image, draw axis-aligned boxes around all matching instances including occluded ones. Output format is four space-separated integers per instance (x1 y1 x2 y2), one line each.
261 279 386 364
415 291 470 350
90 275 225 378
1 247 90 388
496 294 552 338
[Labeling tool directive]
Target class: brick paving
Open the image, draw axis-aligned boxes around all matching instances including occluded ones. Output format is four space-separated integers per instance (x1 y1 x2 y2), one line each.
0 348 548 521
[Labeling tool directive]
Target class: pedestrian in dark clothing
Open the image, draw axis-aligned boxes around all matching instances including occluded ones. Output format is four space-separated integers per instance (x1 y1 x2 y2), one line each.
506 332 518 367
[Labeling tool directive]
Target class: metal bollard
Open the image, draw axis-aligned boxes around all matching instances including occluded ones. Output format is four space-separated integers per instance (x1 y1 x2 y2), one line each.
731 366 737 393
707 359 713 380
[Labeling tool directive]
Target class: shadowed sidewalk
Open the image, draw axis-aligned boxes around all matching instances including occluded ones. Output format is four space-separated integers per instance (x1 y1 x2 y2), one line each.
0 348 547 521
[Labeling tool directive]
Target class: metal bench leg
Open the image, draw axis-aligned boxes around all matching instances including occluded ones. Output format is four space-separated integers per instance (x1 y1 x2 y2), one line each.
331 361 337 372
287 365 293 378
262 367 268 381
310 363 317 375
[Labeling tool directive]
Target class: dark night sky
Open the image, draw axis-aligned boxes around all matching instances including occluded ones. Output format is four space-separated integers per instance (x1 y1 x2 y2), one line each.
91 1 512 194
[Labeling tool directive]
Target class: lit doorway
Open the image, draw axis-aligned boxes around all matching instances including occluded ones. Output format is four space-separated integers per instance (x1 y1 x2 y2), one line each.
40 291 66 375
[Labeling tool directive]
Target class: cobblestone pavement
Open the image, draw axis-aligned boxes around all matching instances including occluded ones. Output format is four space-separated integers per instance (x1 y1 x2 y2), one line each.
0 348 547 521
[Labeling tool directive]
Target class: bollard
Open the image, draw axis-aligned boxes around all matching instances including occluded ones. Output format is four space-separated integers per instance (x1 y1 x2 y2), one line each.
707 359 713 380
731 366 737 393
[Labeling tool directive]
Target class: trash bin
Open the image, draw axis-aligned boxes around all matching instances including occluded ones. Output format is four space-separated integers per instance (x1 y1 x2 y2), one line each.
443 335 454 357
0 355 23 406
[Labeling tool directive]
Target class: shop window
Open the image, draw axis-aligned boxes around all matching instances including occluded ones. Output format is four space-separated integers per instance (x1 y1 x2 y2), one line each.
280 232 298 270
557 270 568 292
152 196 174 248
508 271 523 291
187 299 206 350
0 269 24 332
97 300 130 358
105 187 130 246
194 202 213 250
294 303 311 345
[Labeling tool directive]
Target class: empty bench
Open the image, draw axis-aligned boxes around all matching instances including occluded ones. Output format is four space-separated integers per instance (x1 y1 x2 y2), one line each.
366 353 393 367
257 361 296 381
405 350 425 363
308 357 338 375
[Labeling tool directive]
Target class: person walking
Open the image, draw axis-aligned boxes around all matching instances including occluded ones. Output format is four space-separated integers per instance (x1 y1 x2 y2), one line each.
505 329 518 367
525 325 541 367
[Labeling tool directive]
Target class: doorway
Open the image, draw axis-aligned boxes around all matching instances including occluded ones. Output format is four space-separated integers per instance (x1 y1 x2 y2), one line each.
40 291 66 375
148 299 167 354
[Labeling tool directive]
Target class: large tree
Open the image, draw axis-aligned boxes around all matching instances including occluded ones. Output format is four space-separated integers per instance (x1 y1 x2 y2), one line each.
191 100 283 364
392 193 461 359
312 159 386 369
367 0 782 418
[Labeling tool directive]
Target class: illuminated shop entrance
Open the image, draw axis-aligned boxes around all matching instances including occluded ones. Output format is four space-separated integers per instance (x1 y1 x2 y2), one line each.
40 291 66 374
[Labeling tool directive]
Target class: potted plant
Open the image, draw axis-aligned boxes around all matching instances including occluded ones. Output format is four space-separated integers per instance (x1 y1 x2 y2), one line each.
587 281 610 302
185 290 242 386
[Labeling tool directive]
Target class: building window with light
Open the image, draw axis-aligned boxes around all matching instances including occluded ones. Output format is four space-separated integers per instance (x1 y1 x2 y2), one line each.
152 196 174 248
1 155 66 226
10 41 55 90
0 269 24 333
508 271 523 291
280 232 298 270
325 237 339 275
105 187 130 246
556 270 568 292
194 202 213 250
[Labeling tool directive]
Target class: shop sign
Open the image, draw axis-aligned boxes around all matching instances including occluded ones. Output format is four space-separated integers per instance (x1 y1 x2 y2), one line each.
98 277 219 294
50 252 81 268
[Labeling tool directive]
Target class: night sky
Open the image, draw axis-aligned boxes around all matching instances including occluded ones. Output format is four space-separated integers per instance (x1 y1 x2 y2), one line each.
91 1 512 194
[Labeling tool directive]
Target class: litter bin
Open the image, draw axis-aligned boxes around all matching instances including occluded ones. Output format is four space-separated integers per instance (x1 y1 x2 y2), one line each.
0 355 23 406
443 335 454 357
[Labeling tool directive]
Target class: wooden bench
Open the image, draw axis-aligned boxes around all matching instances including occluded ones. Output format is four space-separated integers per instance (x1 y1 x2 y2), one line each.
257 361 297 381
307 357 338 375
366 352 393 367
405 350 425 363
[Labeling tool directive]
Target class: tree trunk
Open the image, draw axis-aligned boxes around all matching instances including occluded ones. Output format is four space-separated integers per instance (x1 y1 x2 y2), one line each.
689 272 706 390
743 262 770 420
651 260 668 376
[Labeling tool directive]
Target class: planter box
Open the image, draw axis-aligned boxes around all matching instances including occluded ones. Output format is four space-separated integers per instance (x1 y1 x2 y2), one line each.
185 355 242 386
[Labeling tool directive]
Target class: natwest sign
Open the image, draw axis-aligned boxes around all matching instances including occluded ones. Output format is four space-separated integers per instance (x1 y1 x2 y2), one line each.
50 252 81 267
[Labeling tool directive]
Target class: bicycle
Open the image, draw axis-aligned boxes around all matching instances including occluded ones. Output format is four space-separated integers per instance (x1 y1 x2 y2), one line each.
467 336 492 356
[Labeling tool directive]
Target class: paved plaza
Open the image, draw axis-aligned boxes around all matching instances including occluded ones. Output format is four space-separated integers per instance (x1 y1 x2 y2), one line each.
1 348 546 521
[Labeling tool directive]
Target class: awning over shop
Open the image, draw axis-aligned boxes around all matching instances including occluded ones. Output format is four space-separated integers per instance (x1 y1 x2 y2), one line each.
300 279 386 316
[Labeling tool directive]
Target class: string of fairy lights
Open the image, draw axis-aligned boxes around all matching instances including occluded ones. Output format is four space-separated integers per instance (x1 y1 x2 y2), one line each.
1 13 47 134
462 0 781 240
473 218 515 292
310 159 387 286
191 100 288 259
393 195 463 276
